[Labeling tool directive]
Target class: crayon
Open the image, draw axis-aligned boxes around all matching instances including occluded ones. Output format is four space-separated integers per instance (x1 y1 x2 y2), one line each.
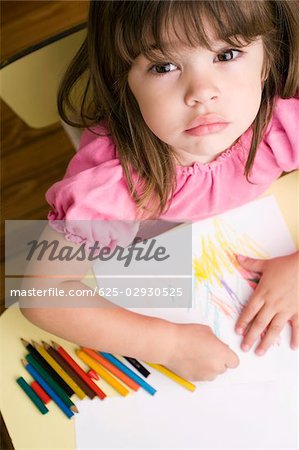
33 342 86 400
30 381 51 404
43 342 96 399
82 348 140 391
76 350 129 397
22 361 74 419
146 362 196 392
123 356 150 378
100 352 156 396
87 369 99 380
16 377 49 415
51 341 106 399
21 339 74 396
25 354 79 412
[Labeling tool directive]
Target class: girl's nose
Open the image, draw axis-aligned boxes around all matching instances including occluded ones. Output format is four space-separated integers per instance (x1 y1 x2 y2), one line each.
184 75 219 107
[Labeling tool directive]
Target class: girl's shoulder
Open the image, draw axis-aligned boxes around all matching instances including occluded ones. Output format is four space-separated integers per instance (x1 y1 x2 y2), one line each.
64 123 118 177
263 96 299 171
45 122 138 248
267 96 299 133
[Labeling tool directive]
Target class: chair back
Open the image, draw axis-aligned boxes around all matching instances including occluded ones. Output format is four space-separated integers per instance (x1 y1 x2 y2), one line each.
0 26 86 129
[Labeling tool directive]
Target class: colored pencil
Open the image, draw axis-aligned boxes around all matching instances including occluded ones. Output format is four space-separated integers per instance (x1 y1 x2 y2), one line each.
82 348 140 391
76 350 129 397
30 381 51 404
43 342 96 400
22 361 74 419
16 377 49 415
32 342 86 400
123 356 150 378
100 352 156 396
21 339 74 396
146 362 196 392
87 369 99 380
51 341 106 400
25 353 79 412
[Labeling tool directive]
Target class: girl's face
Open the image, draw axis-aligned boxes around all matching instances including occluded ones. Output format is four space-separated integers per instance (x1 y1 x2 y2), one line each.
128 28 265 165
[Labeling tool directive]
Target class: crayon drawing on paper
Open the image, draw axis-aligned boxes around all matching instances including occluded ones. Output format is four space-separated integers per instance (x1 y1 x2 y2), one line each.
192 196 296 339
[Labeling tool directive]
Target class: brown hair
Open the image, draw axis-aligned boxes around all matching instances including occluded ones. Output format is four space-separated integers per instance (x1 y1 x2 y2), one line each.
58 0 299 218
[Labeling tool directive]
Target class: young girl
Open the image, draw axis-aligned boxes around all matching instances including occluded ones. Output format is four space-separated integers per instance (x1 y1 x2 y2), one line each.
22 0 299 381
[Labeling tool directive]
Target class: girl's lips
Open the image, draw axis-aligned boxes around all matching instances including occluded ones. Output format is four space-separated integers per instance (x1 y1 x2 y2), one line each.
185 122 229 136
185 113 229 136
186 113 227 129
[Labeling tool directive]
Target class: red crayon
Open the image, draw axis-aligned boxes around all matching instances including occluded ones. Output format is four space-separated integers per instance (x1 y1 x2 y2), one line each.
51 341 106 400
30 381 51 404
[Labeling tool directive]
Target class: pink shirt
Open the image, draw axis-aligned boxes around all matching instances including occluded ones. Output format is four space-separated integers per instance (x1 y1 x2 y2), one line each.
46 97 299 248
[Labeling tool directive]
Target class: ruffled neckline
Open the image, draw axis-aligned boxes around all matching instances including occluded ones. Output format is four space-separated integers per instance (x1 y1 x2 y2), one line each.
175 129 251 175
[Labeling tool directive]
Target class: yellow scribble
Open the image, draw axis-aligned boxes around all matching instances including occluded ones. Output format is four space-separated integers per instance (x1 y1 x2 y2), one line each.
193 217 268 285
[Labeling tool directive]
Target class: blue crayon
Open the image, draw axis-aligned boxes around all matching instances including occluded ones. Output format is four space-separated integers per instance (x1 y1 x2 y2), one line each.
99 352 156 396
23 361 74 419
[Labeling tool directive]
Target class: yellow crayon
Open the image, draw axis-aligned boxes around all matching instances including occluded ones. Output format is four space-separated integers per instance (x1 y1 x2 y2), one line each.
76 350 129 397
146 362 196 392
33 342 86 399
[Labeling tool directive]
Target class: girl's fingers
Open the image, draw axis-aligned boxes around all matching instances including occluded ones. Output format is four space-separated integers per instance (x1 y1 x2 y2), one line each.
235 293 264 336
290 314 299 350
240 305 273 352
225 348 240 369
255 313 288 356
236 255 265 273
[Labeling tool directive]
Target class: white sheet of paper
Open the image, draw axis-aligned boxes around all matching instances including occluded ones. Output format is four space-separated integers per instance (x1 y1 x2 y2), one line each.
75 376 298 449
76 196 298 449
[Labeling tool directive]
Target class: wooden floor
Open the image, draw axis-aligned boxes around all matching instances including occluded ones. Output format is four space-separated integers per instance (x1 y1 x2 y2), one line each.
1 2 88 448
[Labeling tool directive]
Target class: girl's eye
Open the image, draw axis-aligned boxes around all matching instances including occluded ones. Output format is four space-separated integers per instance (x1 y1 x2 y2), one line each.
215 49 242 62
149 62 178 75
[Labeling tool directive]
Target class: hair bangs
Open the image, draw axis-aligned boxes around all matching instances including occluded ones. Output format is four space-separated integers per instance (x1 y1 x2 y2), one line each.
114 1 275 65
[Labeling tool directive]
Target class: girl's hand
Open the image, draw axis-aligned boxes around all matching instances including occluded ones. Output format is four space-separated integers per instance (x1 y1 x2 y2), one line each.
235 252 299 355
165 323 239 381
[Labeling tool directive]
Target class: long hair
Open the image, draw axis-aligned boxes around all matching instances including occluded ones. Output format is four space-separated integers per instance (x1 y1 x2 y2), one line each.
58 0 299 218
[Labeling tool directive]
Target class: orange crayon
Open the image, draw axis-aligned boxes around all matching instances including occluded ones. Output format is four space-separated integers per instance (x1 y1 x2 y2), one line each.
82 348 140 391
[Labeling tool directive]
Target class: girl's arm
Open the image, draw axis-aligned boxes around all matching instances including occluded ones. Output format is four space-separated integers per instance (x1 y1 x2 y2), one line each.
23 280 179 363
21 226 239 380
21 226 177 361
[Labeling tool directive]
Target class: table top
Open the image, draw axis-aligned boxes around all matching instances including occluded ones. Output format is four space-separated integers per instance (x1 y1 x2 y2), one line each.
0 171 298 449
